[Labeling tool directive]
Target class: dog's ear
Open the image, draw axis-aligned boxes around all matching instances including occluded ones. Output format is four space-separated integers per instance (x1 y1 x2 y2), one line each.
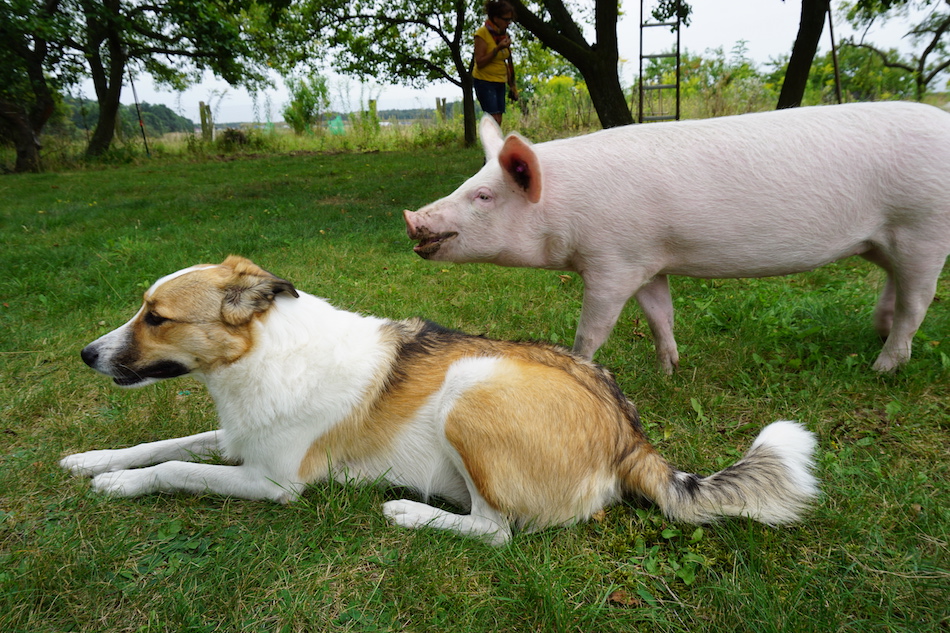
220 256 300 325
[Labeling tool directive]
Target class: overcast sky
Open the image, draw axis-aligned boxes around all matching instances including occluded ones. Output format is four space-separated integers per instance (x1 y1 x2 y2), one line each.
90 0 930 123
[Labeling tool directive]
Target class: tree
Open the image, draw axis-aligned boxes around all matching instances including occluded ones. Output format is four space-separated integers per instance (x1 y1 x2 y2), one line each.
74 0 288 156
296 0 481 145
282 73 331 134
777 0 832 108
0 0 73 172
506 0 633 128
843 0 950 100
2 0 287 166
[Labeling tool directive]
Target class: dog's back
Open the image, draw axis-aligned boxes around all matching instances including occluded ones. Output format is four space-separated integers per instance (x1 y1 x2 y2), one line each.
296 317 817 536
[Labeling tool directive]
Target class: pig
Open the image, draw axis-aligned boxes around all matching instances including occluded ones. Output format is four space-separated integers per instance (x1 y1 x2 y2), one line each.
403 102 950 373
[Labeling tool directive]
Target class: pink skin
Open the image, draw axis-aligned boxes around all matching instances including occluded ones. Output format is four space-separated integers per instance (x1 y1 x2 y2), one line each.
405 105 950 373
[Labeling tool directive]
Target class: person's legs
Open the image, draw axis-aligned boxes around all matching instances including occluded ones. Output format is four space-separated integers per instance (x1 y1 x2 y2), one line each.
474 79 506 124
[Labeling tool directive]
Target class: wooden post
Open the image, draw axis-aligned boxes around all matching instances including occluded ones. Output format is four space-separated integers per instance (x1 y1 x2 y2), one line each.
199 101 213 142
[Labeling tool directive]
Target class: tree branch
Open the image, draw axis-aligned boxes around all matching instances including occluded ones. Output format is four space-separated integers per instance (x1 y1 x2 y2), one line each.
846 41 915 73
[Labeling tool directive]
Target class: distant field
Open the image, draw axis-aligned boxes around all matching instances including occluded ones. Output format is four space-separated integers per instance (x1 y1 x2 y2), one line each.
0 148 947 632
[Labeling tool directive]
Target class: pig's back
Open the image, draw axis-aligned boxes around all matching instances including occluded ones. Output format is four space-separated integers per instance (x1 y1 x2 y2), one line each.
534 102 950 277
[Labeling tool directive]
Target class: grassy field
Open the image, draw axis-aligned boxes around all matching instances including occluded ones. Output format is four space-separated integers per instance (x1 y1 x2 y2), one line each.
1 147 947 632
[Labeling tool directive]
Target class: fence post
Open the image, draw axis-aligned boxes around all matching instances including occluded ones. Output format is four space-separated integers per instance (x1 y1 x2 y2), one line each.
199 101 214 142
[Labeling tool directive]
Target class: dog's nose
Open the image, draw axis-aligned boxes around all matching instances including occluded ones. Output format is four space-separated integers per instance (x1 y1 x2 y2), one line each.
80 345 98 368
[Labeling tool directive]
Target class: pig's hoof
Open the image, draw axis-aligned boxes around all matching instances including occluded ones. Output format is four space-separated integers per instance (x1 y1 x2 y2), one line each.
657 353 679 375
871 357 903 373
658 362 677 375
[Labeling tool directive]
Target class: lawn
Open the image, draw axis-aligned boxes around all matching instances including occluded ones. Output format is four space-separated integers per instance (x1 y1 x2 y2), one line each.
1 147 947 632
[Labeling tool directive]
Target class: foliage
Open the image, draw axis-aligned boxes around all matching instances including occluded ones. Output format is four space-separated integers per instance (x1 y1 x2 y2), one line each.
282 72 332 135
841 0 950 99
652 0 693 27
292 0 482 144
519 75 597 133
681 44 774 117
641 44 774 119
509 0 633 127
0 149 947 631
513 35 580 103
807 44 917 102
61 97 195 139
1 0 289 163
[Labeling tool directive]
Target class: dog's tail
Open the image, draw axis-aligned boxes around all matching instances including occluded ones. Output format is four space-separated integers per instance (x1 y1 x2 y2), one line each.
622 420 819 526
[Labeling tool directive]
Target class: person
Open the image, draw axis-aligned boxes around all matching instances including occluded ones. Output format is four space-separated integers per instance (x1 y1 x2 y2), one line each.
473 0 519 125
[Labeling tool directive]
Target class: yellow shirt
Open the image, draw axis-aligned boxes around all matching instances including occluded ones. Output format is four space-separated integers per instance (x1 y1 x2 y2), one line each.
473 24 510 83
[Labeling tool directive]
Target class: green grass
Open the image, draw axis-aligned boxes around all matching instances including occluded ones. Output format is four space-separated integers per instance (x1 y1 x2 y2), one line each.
1 148 948 632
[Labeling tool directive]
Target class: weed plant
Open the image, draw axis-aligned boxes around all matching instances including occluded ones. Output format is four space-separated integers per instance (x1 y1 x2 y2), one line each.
0 148 947 632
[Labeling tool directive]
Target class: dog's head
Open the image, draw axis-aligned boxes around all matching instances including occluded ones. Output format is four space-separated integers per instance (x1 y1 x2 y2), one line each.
82 256 299 387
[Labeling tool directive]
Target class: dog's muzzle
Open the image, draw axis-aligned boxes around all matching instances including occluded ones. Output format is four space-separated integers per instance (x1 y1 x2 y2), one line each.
81 344 190 386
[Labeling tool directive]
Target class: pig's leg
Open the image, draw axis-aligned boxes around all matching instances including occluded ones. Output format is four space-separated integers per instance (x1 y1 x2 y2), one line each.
872 278 897 340
860 249 896 339
634 275 679 374
573 272 678 372
871 257 942 373
573 275 643 360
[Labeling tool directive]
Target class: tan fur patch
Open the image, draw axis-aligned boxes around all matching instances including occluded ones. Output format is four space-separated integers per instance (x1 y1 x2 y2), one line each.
295 319 665 529
131 266 255 371
443 358 634 526
122 256 297 378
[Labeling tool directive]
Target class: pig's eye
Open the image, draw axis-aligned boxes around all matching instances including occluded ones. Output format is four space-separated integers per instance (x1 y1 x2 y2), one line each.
474 189 494 203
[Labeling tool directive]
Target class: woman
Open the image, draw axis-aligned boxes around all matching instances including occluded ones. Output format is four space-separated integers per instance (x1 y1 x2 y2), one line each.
473 0 519 125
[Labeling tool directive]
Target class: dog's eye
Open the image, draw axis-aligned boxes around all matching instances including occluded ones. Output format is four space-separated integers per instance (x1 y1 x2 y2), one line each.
144 311 170 327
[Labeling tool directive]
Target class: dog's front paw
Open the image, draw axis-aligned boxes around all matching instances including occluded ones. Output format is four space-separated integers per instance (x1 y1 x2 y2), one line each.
90 469 156 497
60 450 126 477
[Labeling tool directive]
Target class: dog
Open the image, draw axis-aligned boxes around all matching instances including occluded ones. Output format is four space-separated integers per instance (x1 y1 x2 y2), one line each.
61 256 819 544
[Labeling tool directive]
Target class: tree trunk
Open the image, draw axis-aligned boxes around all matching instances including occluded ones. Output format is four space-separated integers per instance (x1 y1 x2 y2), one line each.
777 0 829 109
84 0 127 157
2 8 57 173
460 72 477 147
86 86 123 157
578 56 633 128
509 0 633 129
0 100 41 173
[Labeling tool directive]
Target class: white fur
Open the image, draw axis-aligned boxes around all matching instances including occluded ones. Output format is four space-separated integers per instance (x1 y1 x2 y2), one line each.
64 291 396 503
404 102 950 373
750 420 821 506
663 420 819 526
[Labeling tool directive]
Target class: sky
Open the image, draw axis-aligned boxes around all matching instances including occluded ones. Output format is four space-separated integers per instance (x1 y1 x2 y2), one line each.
85 0 930 123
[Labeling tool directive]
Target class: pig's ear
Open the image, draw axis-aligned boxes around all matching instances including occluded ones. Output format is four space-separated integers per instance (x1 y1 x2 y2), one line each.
499 134 542 204
479 115 504 159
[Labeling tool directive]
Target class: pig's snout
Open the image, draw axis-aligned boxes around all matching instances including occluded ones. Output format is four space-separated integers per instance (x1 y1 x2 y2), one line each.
402 209 457 259
403 209 421 239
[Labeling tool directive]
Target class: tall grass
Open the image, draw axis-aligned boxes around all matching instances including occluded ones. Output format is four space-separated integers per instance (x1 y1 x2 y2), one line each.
0 148 947 632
